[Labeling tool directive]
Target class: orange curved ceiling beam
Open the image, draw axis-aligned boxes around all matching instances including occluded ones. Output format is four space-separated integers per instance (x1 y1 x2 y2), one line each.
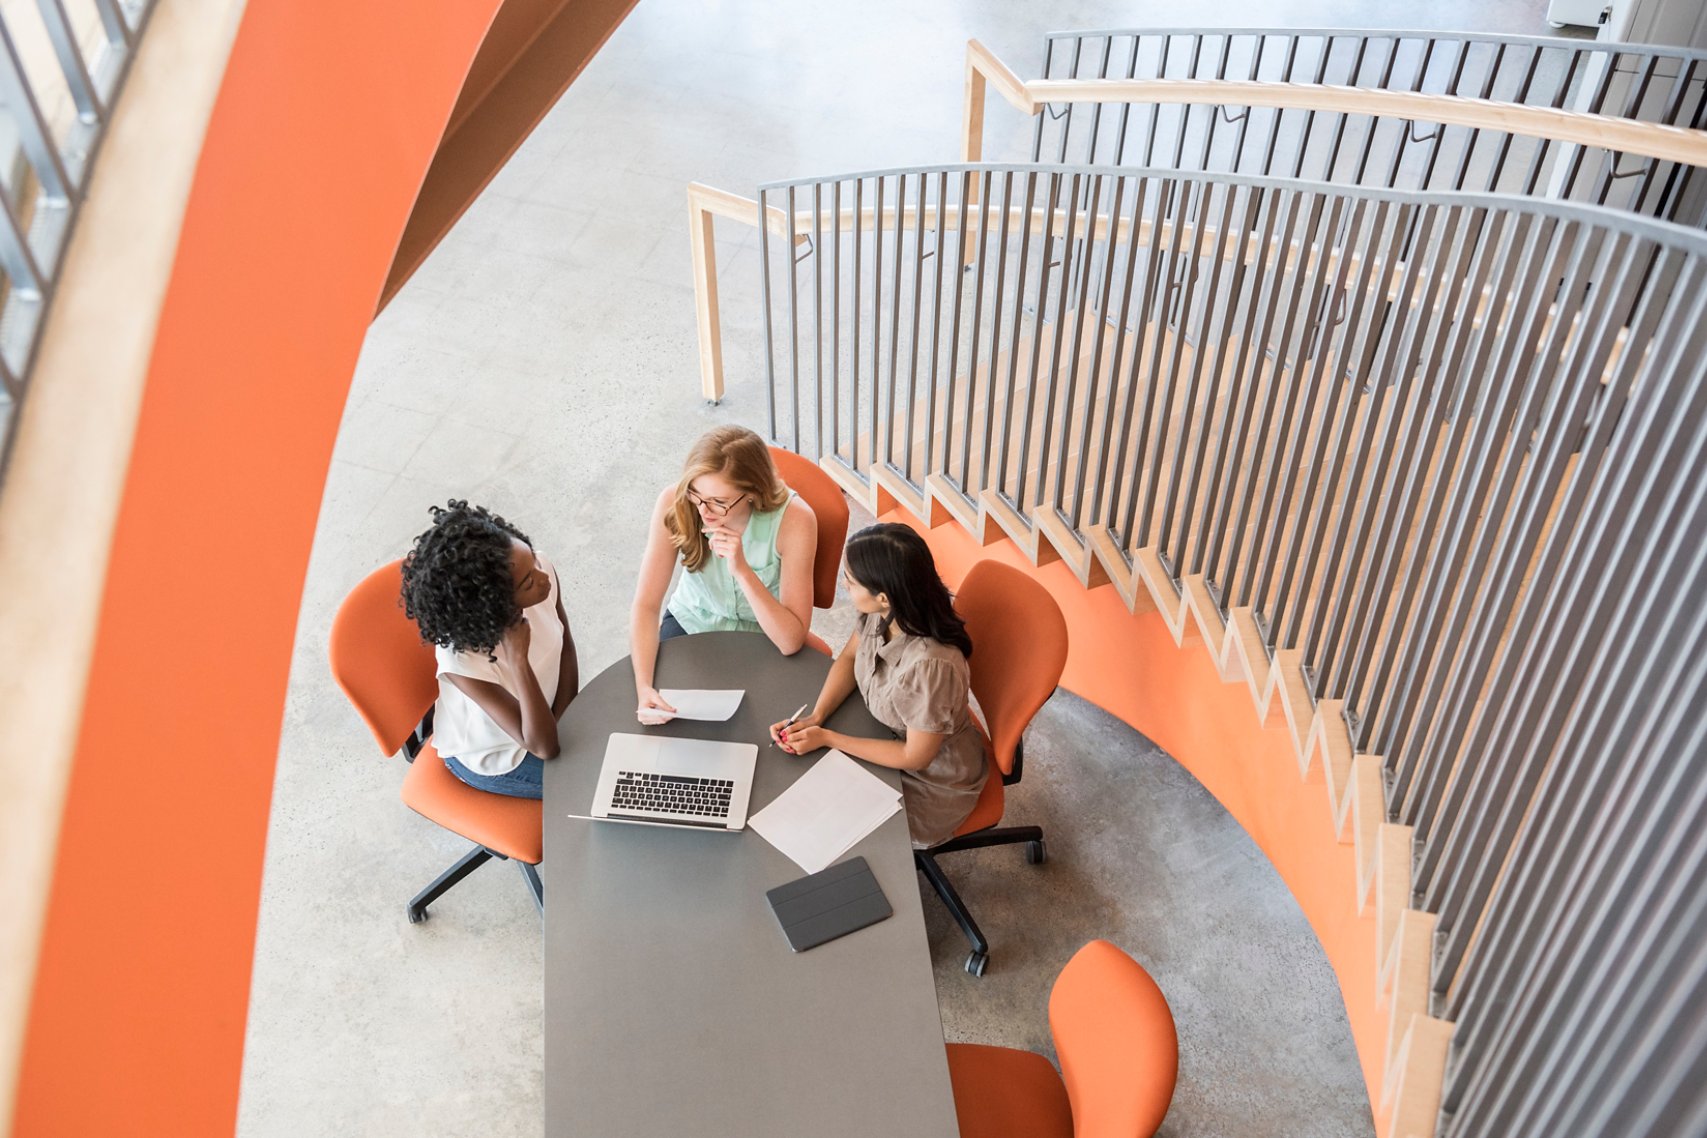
12 0 508 1132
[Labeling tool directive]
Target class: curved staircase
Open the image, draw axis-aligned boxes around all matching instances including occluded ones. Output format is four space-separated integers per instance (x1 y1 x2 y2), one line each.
697 31 1707 1138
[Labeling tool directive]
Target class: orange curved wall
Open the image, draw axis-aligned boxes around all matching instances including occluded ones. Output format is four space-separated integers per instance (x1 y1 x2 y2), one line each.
11 2 507 1133
907 517 1387 1122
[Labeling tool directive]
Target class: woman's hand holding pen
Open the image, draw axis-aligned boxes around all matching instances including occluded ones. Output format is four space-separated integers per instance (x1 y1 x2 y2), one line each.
769 710 826 755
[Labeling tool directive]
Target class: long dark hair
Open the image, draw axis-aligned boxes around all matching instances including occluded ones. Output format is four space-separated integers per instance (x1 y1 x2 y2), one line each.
844 523 972 657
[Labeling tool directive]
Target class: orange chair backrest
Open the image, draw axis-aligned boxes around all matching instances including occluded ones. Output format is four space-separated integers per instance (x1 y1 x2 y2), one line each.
768 446 850 610
329 560 439 757
1049 939 1179 1138
955 560 1068 777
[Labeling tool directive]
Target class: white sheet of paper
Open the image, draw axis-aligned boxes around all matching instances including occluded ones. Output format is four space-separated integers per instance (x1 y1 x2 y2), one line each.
748 750 903 874
647 689 746 722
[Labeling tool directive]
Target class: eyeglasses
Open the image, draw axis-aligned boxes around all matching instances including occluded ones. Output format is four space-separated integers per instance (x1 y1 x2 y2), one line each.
686 488 746 514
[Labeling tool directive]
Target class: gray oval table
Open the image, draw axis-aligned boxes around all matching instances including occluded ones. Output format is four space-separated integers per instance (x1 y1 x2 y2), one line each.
543 631 960 1138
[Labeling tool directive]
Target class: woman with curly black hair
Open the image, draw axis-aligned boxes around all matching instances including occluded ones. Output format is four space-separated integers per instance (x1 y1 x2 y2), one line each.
768 523 987 848
400 500 578 799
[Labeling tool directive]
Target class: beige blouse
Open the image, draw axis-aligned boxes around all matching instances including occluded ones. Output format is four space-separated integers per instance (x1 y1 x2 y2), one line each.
852 612 989 848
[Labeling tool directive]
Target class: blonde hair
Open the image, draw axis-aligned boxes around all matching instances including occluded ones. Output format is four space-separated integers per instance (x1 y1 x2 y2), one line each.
665 426 789 573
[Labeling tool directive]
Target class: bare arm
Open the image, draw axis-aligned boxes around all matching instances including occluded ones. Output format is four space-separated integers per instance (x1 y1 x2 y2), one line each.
713 498 816 655
551 590 579 717
630 486 680 721
445 620 561 759
768 625 860 749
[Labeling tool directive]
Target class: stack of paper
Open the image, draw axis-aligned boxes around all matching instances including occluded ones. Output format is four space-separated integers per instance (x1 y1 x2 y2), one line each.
749 751 903 874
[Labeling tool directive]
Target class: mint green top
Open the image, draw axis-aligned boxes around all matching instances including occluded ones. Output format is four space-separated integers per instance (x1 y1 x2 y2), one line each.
666 490 797 634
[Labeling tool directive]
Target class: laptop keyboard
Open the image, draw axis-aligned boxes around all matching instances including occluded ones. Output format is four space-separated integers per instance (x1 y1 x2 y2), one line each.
613 771 735 820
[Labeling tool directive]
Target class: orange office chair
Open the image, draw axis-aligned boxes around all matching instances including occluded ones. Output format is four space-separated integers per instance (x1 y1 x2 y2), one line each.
921 558 1069 976
946 939 1178 1138
768 446 850 656
329 561 544 923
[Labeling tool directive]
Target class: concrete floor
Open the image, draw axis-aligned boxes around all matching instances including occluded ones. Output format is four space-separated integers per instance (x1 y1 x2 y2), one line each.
238 1 1559 1135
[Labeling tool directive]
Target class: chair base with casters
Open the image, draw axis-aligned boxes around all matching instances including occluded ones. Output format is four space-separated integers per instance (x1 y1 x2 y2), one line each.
398 711 545 923
914 735 1045 977
925 558 1068 978
407 844 544 924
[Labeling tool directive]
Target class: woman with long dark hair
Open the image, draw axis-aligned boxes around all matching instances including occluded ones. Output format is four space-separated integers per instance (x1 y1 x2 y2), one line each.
769 523 987 847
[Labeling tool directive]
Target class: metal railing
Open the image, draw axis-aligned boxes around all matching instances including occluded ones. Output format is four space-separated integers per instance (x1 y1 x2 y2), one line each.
1018 29 1707 228
0 0 156 469
756 163 1707 1137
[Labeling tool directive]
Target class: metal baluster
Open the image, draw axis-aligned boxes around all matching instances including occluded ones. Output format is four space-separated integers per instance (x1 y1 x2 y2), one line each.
1014 171 1063 510
1072 174 1129 529
922 170 950 484
1199 185 1297 589
812 183 824 458
0 20 74 202
1449 42 1506 193
851 178 864 471
831 180 842 463
1040 172 1094 520
1089 174 1148 529
980 171 1015 494
1143 37 1171 166
1416 40 1469 191
996 172 1039 500
787 186 802 451
871 176 885 477
1129 178 1202 555
886 175 905 470
758 188 778 442
944 169 972 493
960 170 993 490
34 0 104 120
1109 176 1171 549
1112 35 1142 166
901 175 928 484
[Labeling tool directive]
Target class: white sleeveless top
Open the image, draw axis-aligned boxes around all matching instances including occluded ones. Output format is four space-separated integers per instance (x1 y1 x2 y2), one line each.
433 554 563 775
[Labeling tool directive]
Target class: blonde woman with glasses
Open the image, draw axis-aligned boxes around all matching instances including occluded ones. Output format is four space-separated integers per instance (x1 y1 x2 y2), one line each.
630 425 817 724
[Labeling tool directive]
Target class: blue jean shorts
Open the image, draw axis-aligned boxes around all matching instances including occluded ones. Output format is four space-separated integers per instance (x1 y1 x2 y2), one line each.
443 752 545 800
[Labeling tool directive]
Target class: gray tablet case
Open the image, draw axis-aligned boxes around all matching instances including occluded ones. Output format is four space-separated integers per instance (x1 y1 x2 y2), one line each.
765 856 892 952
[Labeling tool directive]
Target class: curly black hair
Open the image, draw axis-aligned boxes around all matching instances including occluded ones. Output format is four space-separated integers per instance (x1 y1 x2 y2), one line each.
400 500 534 657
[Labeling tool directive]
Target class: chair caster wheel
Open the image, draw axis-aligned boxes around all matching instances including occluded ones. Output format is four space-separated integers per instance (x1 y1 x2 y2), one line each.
965 951 988 977
1026 839 1047 865
407 907 428 925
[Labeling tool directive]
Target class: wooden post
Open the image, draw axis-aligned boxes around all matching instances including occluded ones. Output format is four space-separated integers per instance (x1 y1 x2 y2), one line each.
687 187 724 402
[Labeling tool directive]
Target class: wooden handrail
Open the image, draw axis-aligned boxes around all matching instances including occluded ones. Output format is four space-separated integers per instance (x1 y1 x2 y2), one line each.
689 37 1707 405
964 38 1707 169
687 181 807 401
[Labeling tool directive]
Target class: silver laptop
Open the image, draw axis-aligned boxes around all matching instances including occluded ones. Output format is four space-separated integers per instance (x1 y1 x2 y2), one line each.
589 733 758 832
